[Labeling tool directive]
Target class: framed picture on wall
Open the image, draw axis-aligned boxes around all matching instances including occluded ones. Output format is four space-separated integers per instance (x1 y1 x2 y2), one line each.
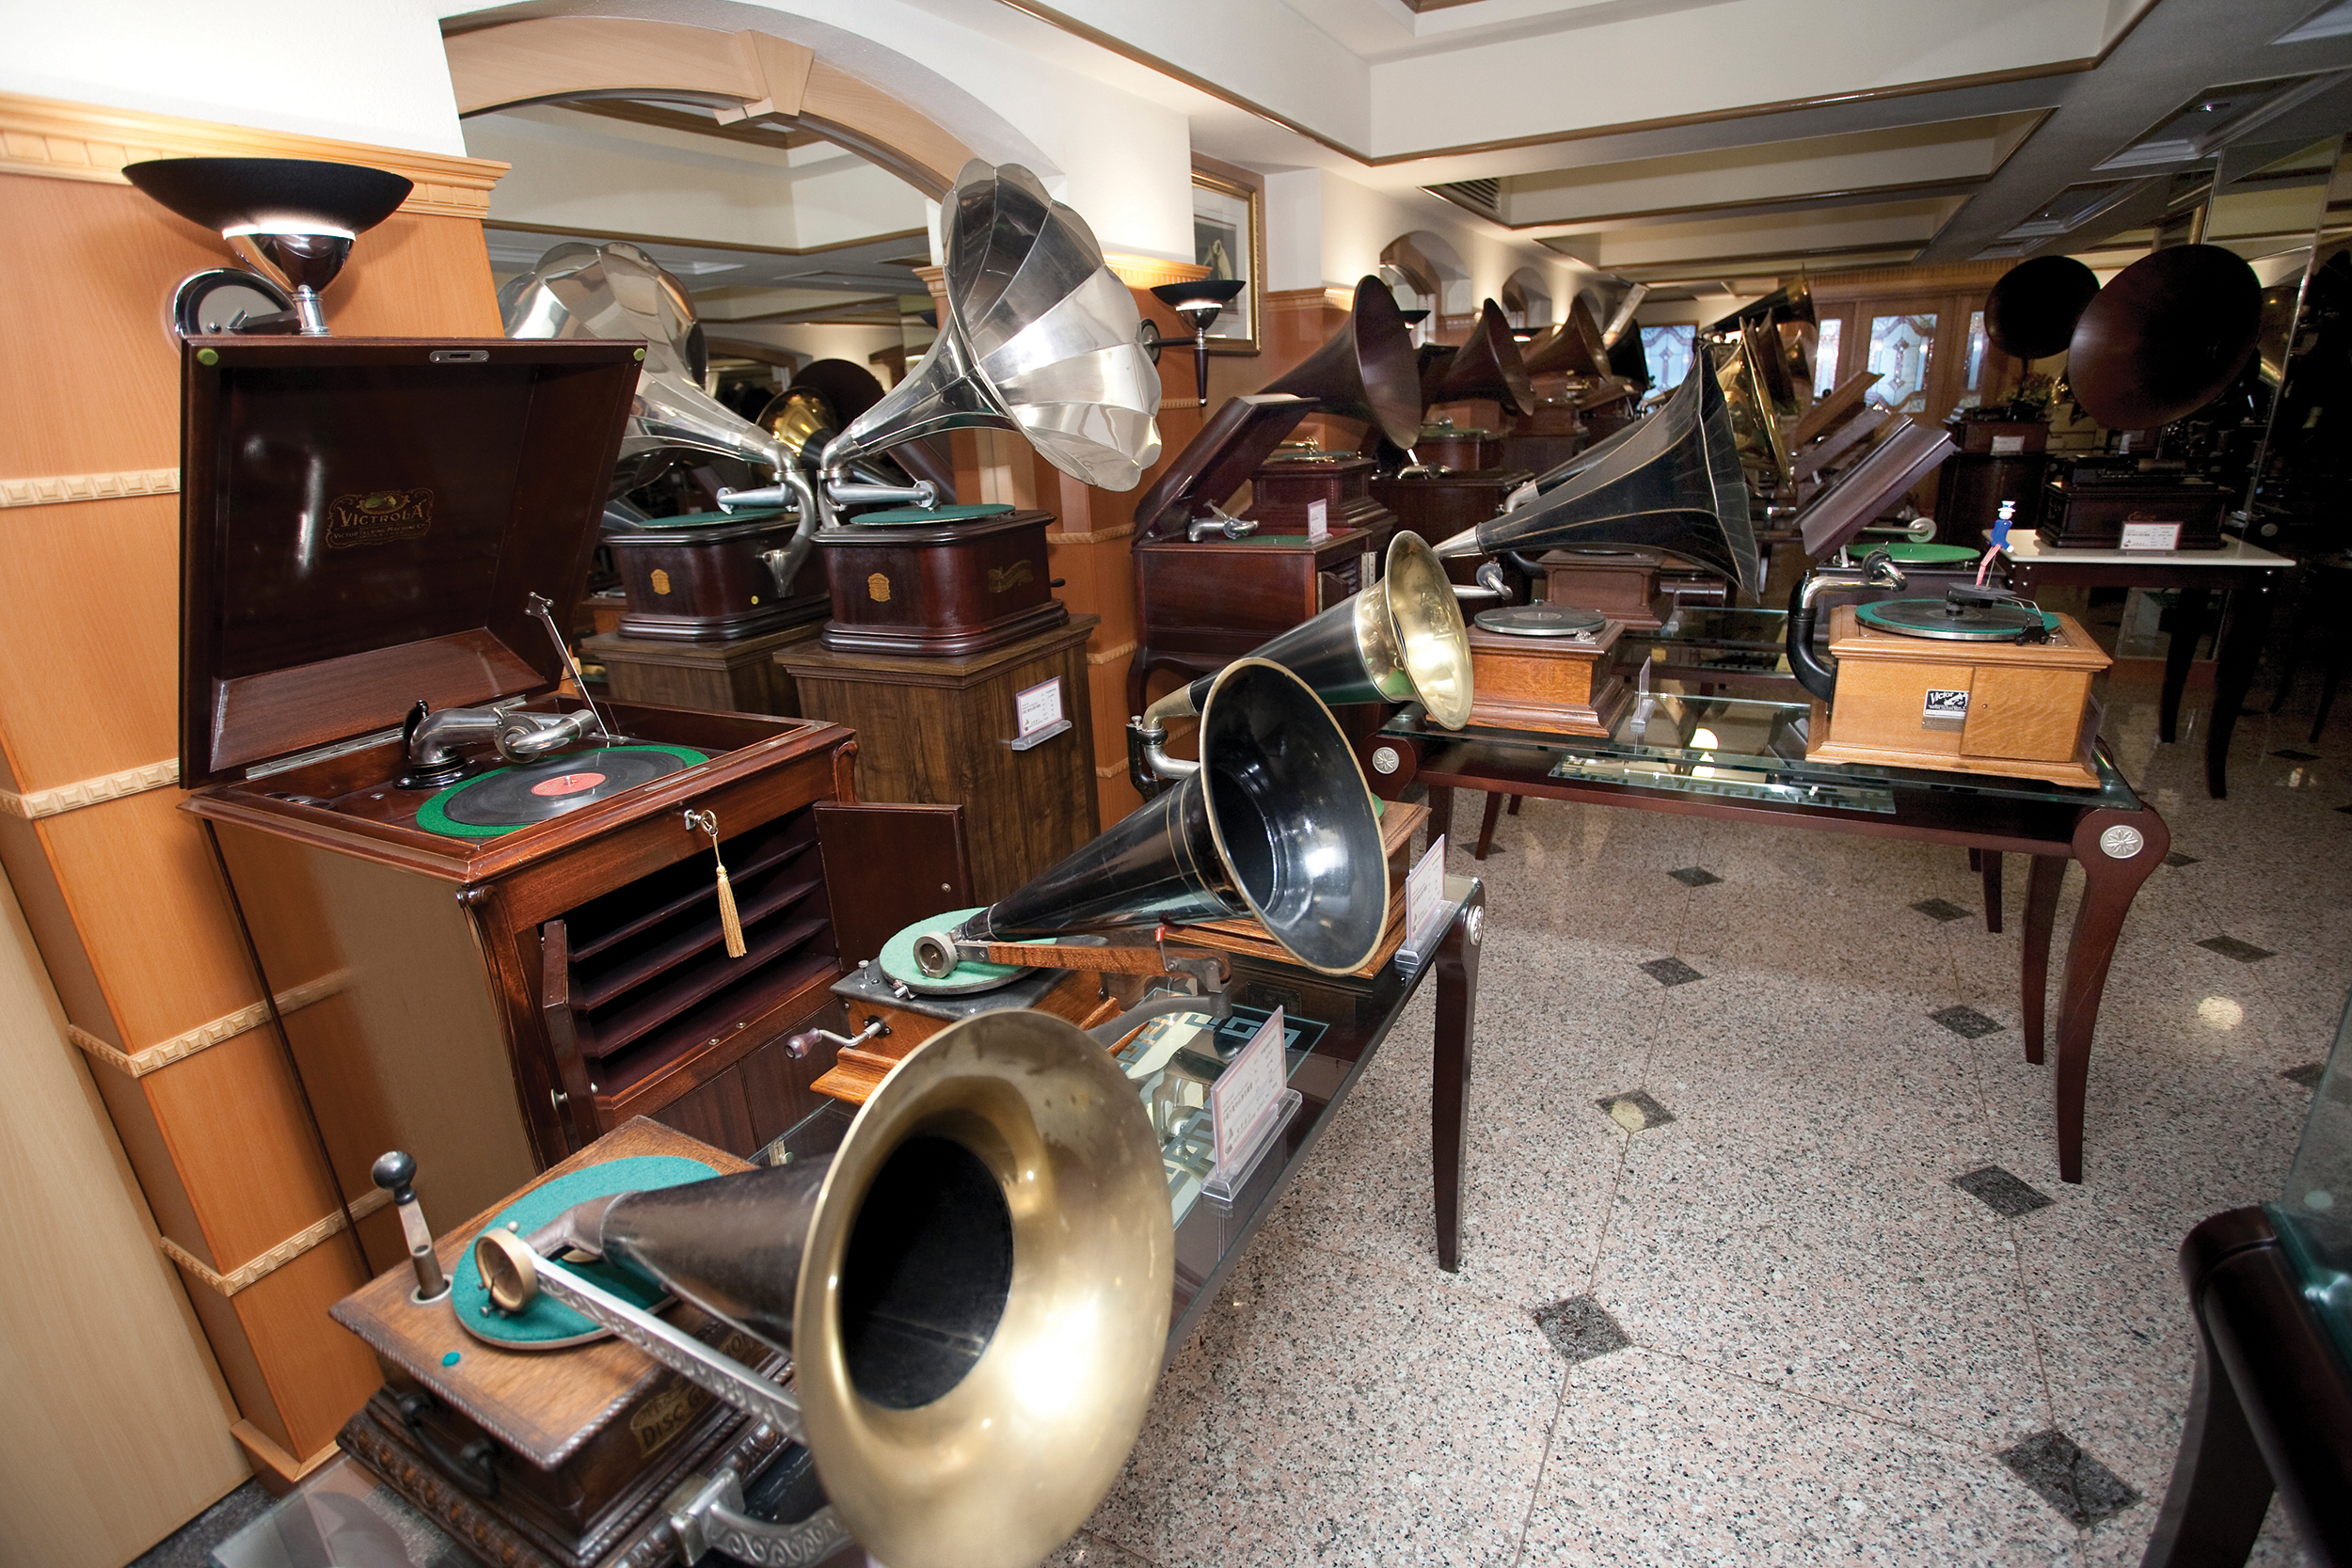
1191 165 1263 353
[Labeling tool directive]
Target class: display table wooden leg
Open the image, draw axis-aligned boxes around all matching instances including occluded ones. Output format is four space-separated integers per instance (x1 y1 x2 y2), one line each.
1506 795 1522 816
2207 580 2277 800
1475 792 1505 861
2160 586 2210 746
2055 806 2168 1181
2139 1316 2274 1568
1427 785 1454 855
1981 850 2004 933
2021 855 2066 1067
1431 882 1483 1275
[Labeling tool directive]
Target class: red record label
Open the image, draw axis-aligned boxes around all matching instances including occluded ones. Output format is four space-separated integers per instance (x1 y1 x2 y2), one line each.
529 771 608 798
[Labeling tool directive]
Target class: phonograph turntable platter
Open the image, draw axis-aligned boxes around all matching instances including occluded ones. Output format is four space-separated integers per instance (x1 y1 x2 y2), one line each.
1474 604 1607 637
419 744 708 837
1852 597 2058 641
876 908 1062 994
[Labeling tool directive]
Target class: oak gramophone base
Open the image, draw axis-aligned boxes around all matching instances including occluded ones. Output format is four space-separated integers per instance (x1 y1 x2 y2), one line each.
1465 620 1637 737
1537 547 1674 631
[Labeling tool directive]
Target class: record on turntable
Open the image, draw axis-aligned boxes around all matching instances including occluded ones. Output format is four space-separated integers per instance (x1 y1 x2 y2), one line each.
1853 594 2057 641
417 744 708 837
1473 604 1606 637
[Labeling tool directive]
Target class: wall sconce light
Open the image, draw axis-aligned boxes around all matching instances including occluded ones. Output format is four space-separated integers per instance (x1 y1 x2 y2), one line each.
1142 278 1247 405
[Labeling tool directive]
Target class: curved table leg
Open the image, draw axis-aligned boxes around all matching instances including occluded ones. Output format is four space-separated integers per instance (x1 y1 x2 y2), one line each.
2161 587 2210 747
2207 578 2279 800
2021 855 2067 1067
1432 882 1484 1274
2056 806 2169 1182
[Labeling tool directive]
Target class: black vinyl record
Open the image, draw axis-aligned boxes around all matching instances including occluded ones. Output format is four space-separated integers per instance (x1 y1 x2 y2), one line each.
433 747 699 831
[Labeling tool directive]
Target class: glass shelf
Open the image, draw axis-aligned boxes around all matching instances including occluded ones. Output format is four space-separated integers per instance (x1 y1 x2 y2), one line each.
2273 988 2352 1367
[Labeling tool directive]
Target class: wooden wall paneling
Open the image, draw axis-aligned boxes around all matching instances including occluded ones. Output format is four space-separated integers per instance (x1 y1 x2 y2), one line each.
0 108 514 1488
0 868 248 1568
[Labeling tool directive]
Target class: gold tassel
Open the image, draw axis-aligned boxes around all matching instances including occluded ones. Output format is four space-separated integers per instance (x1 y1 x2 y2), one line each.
714 862 747 958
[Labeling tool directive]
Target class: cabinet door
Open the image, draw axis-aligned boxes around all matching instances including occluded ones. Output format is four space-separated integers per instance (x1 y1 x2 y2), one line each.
815 801 973 970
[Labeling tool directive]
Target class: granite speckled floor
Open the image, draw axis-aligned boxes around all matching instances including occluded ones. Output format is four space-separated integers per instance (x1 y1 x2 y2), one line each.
1049 672 2349 1568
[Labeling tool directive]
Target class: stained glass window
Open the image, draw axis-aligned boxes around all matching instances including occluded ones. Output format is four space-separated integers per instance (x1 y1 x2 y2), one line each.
1642 324 1695 391
1952 310 1990 412
1867 313 1937 412
1813 318 1842 399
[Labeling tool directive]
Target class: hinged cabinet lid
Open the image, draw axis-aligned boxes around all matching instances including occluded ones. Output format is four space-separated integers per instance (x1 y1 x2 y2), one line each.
180 338 643 785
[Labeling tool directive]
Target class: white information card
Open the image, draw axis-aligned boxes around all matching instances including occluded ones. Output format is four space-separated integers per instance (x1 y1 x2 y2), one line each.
1010 676 1070 751
1202 1006 1298 1203
2120 521 2181 552
1307 499 1329 540
1395 834 1453 974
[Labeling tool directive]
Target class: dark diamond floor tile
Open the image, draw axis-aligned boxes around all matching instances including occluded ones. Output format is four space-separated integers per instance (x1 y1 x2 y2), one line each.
1997 1430 2142 1527
2284 1062 2328 1089
2163 851 2201 867
1667 865 1723 887
1534 1295 1632 1363
2337 803 2352 815
1911 896 1969 922
1931 1004 2003 1038
2198 935 2277 963
1952 1164 2055 1218
2272 748 2322 760
1595 1088 1677 1132
1640 956 1704 987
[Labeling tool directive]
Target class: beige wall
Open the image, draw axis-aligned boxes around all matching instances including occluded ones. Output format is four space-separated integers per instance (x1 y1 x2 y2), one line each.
0 863 249 1566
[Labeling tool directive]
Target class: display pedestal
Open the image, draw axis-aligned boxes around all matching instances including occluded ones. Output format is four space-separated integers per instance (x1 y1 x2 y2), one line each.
583 623 821 716
779 616 1101 903
1465 620 1636 736
1370 468 1532 587
1499 402 1585 476
1935 451 2047 546
1132 526 1386 705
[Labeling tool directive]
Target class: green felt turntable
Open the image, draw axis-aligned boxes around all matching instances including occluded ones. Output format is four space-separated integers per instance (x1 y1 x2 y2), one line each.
416 744 709 837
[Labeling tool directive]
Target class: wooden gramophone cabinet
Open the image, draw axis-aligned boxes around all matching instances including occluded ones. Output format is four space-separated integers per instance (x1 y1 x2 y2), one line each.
174 339 934 1287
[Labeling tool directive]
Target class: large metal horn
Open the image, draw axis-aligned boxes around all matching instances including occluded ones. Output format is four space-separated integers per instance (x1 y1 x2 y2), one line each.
1715 327 1794 487
1984 255 2101 361
1129 533 1472 792
473 1010 1171 1568
1262 276 1424 448
920 660 1389 978
1438 353 1760 598
821 161 1162 493
1421 299 1536 415
2067 244 2263 429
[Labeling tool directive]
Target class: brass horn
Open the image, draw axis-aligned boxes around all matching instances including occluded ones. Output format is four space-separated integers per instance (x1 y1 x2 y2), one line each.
919 659 1389 978
2067 244 2262 429
473 1009 1172 1568
1129 532 1473 792
1715 327 1794 488
820 161 1162 495
1421 299 1536 415
1438 353 1760 598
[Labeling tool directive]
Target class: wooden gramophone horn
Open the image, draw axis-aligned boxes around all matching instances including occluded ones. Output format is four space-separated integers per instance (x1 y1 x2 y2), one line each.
1985 256 2102 361
1420 299 1536 414
1524 295 1612 377
2068 245 2262 428
1261 277 1422 448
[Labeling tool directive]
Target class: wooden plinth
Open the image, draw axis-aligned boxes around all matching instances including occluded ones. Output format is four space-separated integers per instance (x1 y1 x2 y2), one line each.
1368 468 1532 565
1465 621 1636 736
1537 548 1673 630
1133 524 1386 695
582 622 821 716
780 616 1100 904
1806 605 2109 786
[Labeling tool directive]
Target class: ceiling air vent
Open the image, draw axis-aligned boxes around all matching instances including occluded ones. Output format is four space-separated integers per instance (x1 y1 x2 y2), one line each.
1432 179 1503 216
2096 72 2352 170
1999 181 2151 240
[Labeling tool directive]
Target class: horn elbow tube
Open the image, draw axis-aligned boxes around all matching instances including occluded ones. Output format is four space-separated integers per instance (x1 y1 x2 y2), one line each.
1141 675 1212 727
1785 575 1838 705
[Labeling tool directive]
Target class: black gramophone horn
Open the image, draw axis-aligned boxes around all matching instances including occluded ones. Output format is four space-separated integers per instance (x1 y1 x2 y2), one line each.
1985 255 2102 361
1421 299 1537 414
1438 354 1759 597
2067 244 2263 429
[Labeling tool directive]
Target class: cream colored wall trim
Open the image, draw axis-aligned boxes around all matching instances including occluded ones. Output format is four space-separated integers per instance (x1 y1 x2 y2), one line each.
0 759 179 820
161 1187 389 1297
1103 253 1209 290
1264 287 1356 313
1045 523 1137 546
1086 639 1138 666
0 92 505 218
0 468 179 508
67 970 351 1080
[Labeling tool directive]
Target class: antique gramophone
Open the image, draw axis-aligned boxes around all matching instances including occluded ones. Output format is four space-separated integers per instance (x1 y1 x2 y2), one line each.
333 1010 1173 1568
1129 277 1422 705
1432 356 1759 736
122 155 414 338
1502 295 1629 470
1366 302 1541 583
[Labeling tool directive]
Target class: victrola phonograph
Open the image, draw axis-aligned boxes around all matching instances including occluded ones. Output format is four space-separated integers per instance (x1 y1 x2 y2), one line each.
178 337 921 1278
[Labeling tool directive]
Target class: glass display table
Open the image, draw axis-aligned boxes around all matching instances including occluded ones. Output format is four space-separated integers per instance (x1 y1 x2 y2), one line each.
1369 691 2169 1184
2140 990 2352 1566
207 894 1486 1568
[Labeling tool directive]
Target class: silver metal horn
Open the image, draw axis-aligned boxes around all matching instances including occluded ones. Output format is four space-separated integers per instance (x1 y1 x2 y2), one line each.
819 161 1162 505
474 1010 1172 1568
915 659 1389 979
